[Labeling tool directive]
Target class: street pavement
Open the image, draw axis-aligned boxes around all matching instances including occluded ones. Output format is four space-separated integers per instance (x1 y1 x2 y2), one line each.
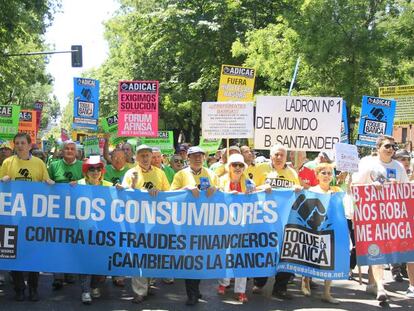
0 267 413 311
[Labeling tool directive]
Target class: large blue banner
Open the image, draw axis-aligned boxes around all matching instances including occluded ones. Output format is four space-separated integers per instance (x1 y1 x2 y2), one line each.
73 77 100 130
0 181 348 279
277 192 349 280
356 95 396 147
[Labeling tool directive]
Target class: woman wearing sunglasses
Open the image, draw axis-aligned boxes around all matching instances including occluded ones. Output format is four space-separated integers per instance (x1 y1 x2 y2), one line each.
216 153 256 303
75 157 112 304
301 162 342 304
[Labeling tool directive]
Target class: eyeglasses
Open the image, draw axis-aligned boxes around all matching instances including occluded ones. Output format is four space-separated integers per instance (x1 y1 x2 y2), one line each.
173 159 184 164
319 171 333 176
231 163 244 168
88 166 102 172
383 144 397 150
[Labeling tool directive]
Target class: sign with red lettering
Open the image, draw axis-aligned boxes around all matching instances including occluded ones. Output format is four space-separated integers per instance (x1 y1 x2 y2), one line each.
118 80 158 137
18 110 37 144
352 184 414 265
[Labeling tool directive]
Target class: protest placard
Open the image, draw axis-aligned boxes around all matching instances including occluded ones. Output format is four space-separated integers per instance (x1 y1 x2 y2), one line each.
136 131 174 155
33 101 44 132
352 183 414 265
356 96 396 147
18 110 37 143
334 143 359 173
0 181 349 279
0 105 20 141
199 137 222 155
217 65 255 102
341 101 349 144
202 102 254 139
73 78 100 130
254 96 342 151
83 136 100 157
379 84 414 125
118 80 158 137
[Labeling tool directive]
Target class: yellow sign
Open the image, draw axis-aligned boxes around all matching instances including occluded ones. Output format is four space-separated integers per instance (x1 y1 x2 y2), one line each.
217 65 255 102
379 84 414 125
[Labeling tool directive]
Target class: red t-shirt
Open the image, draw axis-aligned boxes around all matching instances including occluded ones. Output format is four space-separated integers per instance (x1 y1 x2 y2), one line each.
229 181 242 192
298 165 318 187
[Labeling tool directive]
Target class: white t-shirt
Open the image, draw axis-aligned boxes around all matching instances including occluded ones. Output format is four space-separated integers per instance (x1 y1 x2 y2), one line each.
353 156 409 184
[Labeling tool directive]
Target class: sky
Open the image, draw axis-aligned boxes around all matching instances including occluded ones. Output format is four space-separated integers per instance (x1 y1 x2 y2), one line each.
45 0 119 108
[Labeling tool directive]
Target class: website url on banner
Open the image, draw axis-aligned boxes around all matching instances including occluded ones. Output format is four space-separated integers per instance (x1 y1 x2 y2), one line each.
278 263 345 279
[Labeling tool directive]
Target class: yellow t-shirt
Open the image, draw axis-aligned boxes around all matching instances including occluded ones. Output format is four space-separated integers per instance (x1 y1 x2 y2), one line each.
213 163 226 177
170 167 219 190
122 165 169 191
219 173 254 193
255 162 300 188
0 155 49 181
245 163 263 185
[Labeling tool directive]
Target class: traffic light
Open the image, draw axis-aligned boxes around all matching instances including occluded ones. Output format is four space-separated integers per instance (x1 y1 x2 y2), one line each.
71 45 82 67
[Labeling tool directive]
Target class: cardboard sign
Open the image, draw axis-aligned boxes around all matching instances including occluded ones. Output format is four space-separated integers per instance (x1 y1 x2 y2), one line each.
118 80 159 137
0 105 20 141
254 96 342 151
334 143 359 172
73 78 100 130
356 96 396 147
18 110 37 143
217 65 255 102
379 84 414 125
202 102 254 139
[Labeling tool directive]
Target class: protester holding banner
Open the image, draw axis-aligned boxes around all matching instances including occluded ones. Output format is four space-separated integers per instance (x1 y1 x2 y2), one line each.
240 145 261 185
217 153 255 303
151 147 175 184
353 135 409 302
289 151 318 189
47 140 83 290
0 133 54 302
121 144 169 304
301 162 342 304
73 157 111 304
170 146 218 306
254 144 301 299
103 148 129 186
211 146 241 177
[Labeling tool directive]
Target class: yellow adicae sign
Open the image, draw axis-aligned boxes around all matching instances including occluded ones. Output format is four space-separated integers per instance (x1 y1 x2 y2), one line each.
379 84 414 125
217 65 255 102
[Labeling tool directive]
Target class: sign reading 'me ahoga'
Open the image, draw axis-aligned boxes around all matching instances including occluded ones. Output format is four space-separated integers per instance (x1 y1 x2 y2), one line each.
118 81 158 137
254 96 342 151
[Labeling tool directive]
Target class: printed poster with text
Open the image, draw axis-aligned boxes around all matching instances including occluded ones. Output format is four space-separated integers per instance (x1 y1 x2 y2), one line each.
352 184 414 265
33 101 44 131
254 96 342 151
217 65 255 102
18 110 38 143
73 78 100 131
118 81 158 137
0 105 21 141
379 84 414 125
356 96 396 148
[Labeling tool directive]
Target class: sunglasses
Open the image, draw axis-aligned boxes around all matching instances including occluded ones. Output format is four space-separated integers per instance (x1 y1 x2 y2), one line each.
173 159 184 164
88 166 102 172
383 144 397 150
319 171 333 176
231 163 244 168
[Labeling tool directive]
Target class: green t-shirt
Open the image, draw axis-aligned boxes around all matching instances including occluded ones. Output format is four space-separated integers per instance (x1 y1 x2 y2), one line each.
104 165 129 185
162 165 176 185
48 159 83 183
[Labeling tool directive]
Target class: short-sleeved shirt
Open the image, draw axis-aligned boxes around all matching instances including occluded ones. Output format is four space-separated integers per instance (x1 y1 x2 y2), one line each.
0 155 49 182
122 165 170 191
48 159 83 183
104 165 129 185
255 162 300 188
353 157 409 184
170 167 219 190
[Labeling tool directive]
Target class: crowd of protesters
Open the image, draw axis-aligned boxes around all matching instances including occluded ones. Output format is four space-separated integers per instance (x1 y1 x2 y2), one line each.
0 133 413 306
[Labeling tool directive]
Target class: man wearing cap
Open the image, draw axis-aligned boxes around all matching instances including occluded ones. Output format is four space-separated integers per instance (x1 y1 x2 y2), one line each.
170 146 219 305
254 144 301 300
151 147 175 184
0 133 55 302
47 140 84 289
121 144 170 304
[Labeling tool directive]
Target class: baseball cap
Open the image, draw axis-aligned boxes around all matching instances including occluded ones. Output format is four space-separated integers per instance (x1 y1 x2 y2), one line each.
395 149 410 159
136 144 153 154
187 146 205 155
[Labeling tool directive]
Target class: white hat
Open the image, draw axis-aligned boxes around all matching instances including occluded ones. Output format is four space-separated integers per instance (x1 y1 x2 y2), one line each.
227 153 247 169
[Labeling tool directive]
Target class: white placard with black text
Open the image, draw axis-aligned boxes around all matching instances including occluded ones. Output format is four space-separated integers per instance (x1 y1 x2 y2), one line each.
202 102 254 139
334 143 359 172
254 96 342 151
